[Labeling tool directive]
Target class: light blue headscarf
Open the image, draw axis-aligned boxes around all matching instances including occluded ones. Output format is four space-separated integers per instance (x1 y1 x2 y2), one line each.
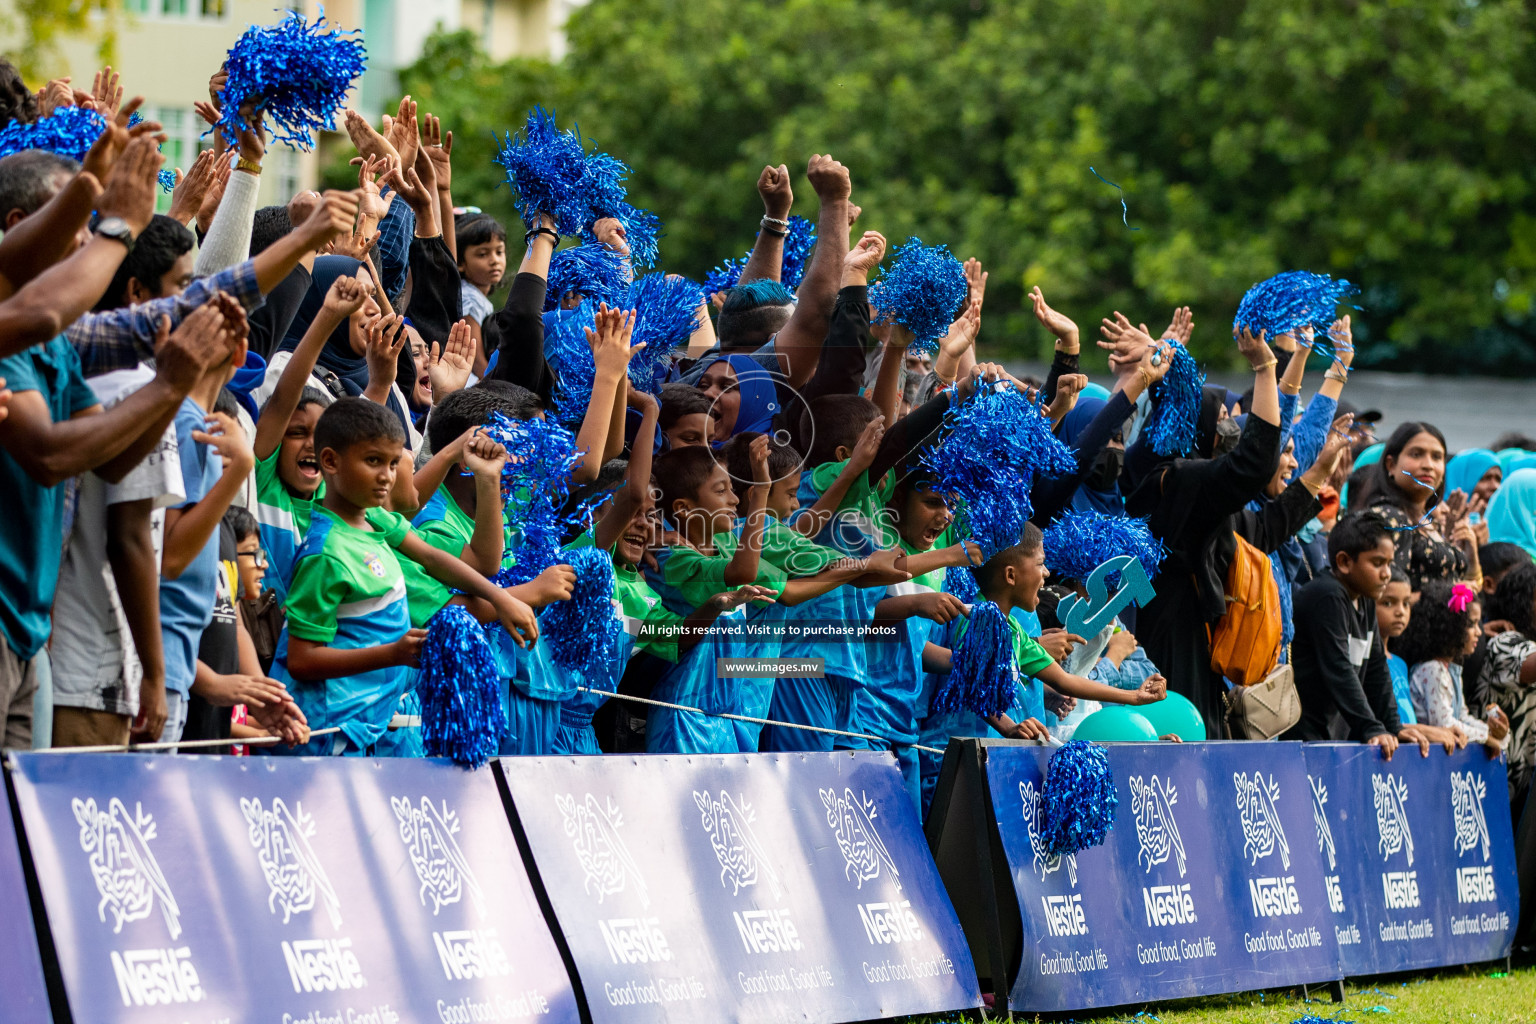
1445 448 1501 499
1487 468 1536 560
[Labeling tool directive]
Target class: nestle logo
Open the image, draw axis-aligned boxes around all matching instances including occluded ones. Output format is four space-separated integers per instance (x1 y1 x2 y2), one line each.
1142 884 1197 927
281 937 366 993
858 900 923 944
111 947 203 1007
1041 894 1088 937
1248 876 1301 918
1325 874 1345 914
734 908 802 954
599 917 673 964
434 928 511 979
1382 870 1420 909
1456 866 1496 904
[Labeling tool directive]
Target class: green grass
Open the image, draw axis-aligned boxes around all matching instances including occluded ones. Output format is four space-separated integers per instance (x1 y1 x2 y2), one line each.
896 963 1536 1023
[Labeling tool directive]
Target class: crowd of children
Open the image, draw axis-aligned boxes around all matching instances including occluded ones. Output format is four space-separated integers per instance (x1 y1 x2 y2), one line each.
0 57 1532 826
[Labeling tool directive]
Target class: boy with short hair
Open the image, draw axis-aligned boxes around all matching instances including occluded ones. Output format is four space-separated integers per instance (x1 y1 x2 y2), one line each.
273 398 537 756
1284 510 1404 751
455 212 506 363
657 384 718 450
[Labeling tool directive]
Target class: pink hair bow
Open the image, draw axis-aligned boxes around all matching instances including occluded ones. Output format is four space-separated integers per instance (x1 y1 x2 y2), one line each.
1448 583 1476 613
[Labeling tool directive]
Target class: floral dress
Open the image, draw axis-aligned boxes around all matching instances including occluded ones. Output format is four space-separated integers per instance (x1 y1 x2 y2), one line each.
1477 631 1536 799
1408 659 1487 742
1370 502 1469 591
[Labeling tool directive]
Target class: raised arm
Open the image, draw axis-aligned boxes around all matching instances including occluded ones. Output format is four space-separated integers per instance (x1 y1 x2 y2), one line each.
739 164 793 285
594 389 660 552
773 155 852 389
572 306 640 484
723 434 771 586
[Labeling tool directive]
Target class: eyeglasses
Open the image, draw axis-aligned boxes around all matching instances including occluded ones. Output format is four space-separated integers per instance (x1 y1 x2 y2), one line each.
237 549 268 568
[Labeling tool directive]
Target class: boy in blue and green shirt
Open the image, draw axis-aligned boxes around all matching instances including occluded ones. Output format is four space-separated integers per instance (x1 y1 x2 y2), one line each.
271 398 538 755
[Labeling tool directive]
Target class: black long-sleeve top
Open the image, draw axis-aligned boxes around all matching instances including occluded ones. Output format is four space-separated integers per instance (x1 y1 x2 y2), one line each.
484 271 557 406
1031 389 1136 527
1284 573 1401 741
247 264 310 361
403 234 462 347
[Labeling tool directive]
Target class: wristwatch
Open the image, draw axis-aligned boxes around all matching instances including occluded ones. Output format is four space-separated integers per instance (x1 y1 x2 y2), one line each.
94 217 136 255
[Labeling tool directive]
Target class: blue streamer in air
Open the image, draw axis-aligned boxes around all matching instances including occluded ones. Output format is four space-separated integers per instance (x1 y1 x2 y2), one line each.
1040 740 1117 857
216 10 367 150
932 600 1017 718
1089 167 1139 231
417 604 507 768
482 411 593 585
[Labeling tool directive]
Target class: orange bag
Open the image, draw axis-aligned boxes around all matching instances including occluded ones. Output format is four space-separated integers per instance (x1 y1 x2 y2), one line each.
1207 532 1282 687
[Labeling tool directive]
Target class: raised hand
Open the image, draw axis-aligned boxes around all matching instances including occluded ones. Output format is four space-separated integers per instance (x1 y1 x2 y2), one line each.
938 301 982 361
209 290 250 349
1046 373 1088 423
351 153 394 223
585 304 642 378
1234 326 1274 370
1328 315 1355 368
844 230 886 278
197 153 234 234
382 95 420 174
96 134 164 234
363 313 407 395
591 217 630 257
848 414 885 471
81 95 148 184
344 108 401 169
749 432 772 484
90 67 123 122
153 307 232 395
381 159 431 214
321 268 373 321
299 189 363 252
166 148 220 225
427 320 476 399
1030 286 1078 350
35 78 74 118
191 410 255 477
1161 306 1193 345
805 153 851 202
756 163 793 219
1098 312 1155 374
422 113 453 191
462 430 508 479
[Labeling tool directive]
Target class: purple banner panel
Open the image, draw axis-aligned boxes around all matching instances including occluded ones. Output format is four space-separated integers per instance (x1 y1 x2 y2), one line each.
8 753 579 1024
0 770 51 1024
499 751 982 1024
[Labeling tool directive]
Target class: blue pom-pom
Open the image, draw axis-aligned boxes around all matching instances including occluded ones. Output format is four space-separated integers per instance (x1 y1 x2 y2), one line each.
869 238 968 349
416 604 507 768
217 10 367 150
702 257 746 295
157 168 176 193
0 105 106 161
1039 740 1117 856
1234 271 1359 348
922 382 1078 558
627 273 702 392
779 215 817 290
942 564 980 603
933 601 1018 718
495 107 592 235
1042 510 1165 587
1144 340 1207 457
541 547 624 686
481 412 593 584
544 243 630 312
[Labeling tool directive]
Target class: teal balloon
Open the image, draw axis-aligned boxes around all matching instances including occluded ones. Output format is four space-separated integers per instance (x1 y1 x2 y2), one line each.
1136 691 1207 741
1071 706 1158 742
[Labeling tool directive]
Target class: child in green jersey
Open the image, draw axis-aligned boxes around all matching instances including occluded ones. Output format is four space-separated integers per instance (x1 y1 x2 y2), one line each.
272 398 538 755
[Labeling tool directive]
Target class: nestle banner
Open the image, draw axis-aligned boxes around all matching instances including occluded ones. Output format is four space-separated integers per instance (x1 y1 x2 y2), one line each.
1301 743 1519 975
0 772 51 1024
7 753 579 1024
498 752 981 1024
985 742 1341 1012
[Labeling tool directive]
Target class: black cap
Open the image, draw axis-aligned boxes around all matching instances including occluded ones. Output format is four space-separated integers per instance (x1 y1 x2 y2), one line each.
1336 399 1382 424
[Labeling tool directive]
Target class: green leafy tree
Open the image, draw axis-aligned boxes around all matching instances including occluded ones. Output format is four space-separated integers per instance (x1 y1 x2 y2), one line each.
392 0 1536 373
